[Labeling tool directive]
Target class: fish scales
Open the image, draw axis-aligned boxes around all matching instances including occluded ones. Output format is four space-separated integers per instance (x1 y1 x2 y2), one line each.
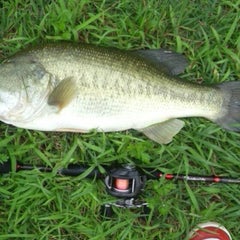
0 43 239 144
32 44 221 114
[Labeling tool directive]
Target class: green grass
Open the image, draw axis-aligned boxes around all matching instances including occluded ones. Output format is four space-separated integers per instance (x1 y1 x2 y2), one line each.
0 0 240 239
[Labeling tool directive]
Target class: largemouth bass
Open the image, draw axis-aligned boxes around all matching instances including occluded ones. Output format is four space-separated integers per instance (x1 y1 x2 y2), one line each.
0 43 239 144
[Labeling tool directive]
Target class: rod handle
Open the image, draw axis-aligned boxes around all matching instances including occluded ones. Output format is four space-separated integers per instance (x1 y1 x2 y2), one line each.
58 164 100 177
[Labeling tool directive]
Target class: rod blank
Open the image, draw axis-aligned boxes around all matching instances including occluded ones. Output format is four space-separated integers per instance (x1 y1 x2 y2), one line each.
157 172 240 184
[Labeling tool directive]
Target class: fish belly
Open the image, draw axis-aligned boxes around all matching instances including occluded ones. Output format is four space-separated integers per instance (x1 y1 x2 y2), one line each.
13 88 220 133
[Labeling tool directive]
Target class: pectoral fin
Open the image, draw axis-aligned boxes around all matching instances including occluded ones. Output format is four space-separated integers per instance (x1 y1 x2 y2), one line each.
48 77 77 110
138 119 185 144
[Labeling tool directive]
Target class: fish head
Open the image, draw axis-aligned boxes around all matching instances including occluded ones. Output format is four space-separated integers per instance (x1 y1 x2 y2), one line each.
0 56 56 123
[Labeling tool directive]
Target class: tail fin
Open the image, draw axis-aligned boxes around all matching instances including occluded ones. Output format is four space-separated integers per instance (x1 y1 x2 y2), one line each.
216 81 240 131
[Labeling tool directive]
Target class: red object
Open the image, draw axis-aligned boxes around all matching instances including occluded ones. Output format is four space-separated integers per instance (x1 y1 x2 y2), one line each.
165 174 174 179
213 177 220 182
189 222 231 240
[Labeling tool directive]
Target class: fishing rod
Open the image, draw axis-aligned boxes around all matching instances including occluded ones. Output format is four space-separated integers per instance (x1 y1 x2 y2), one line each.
2 160 240 183
1 160 240 216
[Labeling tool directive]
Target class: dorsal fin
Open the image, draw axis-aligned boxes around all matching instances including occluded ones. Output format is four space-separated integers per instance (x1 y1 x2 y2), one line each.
134 49 188 75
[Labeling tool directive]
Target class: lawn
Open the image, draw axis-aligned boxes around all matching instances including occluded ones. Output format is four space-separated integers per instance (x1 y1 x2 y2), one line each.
0 0 240 239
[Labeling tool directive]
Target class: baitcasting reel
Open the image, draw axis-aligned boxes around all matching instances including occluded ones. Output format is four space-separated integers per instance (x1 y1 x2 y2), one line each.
104 164 146 198
102 164 148 217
